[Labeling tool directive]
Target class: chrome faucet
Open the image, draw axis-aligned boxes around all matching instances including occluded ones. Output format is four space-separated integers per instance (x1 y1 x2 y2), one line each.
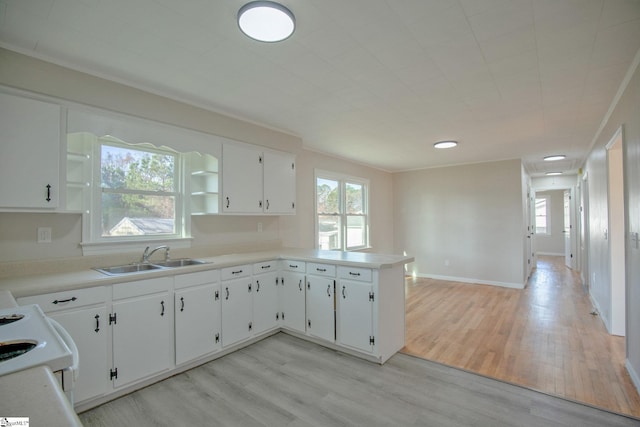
141 245 170 263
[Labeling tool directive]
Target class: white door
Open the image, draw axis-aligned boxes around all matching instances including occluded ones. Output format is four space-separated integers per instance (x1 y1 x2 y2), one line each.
221 277 253 346
50 306 109 403
263 151 296 214
564 190 572 268
306 276 335 342
112 292 173 388
175 283 221 365
253 271 279 334
281 271 306 333
337 279 374 353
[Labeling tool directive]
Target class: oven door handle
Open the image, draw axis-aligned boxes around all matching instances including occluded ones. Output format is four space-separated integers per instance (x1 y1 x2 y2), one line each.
48 318 79 382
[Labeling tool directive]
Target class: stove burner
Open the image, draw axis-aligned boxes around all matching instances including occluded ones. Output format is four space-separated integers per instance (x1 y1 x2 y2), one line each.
0 340 38 362
0 314 24 325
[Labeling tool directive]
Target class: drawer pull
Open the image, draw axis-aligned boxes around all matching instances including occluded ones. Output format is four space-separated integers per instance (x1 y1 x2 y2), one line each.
289 264 298 268
261 265 271 269
349 272 361 276
52 297 77 305
232 270 243 275
316 268 326 272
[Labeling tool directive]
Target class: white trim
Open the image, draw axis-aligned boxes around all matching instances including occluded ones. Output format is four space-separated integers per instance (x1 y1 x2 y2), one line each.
414 272 524 289
626 359 640 396
589 293 611 334
605 126 623 150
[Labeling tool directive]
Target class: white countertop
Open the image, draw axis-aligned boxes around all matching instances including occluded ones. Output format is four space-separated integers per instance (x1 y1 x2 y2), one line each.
0 249 413 299
0 365 83 427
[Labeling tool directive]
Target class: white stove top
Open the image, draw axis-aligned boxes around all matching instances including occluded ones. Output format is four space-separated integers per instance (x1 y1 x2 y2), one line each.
0 304 73 376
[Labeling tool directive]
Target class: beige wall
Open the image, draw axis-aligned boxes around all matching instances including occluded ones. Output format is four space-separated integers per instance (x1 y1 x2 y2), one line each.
0 48 395 264
393 159 526 288
535 190 565 255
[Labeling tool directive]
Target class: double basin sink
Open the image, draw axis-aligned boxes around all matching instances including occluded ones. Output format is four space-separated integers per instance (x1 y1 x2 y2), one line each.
94 258 208 276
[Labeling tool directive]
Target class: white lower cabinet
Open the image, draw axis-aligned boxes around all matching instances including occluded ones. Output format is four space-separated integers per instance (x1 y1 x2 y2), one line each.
252 261 279 335
17 287 109 405
337 272 374 354
111 277 173 389
280 260 306 333
174 270 221 365
220 265 253 347
306 263 337 342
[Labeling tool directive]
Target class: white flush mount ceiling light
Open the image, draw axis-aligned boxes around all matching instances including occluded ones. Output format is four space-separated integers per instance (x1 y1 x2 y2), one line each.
434 141 458 149
238 1 295 42
546 172 563 176
543 155 566 161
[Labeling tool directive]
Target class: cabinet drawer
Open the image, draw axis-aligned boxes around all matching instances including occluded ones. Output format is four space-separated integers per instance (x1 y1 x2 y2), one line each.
221 264 251 280
307 263 336 277
338 266 372 282
17 286 107 313
174 269 220 289
112 277 172 300
281 260 305 272
253 261 277 275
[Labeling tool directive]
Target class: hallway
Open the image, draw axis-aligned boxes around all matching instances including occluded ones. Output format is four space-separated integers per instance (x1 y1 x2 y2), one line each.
402 255 640 417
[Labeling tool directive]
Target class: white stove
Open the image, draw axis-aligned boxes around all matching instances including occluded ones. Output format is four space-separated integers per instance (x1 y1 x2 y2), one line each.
0 304 76 388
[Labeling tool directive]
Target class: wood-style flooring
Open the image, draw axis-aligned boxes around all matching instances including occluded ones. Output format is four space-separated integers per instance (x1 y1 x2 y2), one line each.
403 255 640 417
80 333 640 427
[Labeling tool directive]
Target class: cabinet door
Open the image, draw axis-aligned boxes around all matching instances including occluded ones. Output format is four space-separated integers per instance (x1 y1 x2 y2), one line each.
175 283 221 365
253 271 279 334
337 280 374 353
221 277 253 347
281 271 306 333
306 275 335 342
112 292 173 388
0 92 61 208
222 143 263 213
263 151 295 214
49 306 109 404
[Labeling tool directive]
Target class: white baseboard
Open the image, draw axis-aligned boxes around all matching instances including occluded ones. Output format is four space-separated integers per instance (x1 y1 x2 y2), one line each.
415 273 524 289
589 293 612 333
626 359 640 396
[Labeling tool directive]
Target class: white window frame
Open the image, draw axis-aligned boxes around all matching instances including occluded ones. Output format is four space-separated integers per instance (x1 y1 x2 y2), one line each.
82 138 190 255
535 195 550 235
314 169 370 251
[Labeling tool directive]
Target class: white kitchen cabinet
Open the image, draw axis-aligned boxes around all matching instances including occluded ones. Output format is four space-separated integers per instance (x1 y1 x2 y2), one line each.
17 287 109 406
187 152 220 215
222 143 263 213
174 270 221 365
111 277 173 389
337 277 374 354
0 92 61 209
306 263 336 342
263 151 296 214
280 260 306 333
252 261 279 335
220 265 254 347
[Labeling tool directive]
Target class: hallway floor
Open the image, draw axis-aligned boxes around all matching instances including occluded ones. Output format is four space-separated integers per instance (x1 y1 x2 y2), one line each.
402 255 640 417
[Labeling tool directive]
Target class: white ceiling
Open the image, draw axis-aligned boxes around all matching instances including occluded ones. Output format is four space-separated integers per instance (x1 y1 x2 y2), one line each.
1 0 640 174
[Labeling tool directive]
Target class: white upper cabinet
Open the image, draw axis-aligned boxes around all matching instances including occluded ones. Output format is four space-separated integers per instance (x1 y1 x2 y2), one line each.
263 150 296 214
0 92 61 209
222 142 296 215
222 143 264 213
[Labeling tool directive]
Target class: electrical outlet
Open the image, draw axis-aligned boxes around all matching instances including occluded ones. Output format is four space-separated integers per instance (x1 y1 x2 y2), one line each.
37 227 52 243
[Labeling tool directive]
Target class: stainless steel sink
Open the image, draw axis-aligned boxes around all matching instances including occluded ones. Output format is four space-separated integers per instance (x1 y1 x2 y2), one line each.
151 258 209 268
94 263 164 276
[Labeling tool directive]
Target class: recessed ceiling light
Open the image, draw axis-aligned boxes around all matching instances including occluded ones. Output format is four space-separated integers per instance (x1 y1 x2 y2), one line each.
434 141 458 149
543 155 566 161
546 172 562 176
238 1 295 42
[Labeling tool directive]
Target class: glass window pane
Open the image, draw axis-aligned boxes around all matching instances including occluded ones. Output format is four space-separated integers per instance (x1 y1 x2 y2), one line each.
346 215 365 248
102 193 176 237
101 145 175 192
317 178 339 213
345 182 364 214
535 197 547 234
318 215 341 250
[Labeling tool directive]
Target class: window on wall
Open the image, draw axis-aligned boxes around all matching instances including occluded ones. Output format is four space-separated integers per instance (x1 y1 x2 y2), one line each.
95 138 183 241
535 196 549 234
315 170 369 251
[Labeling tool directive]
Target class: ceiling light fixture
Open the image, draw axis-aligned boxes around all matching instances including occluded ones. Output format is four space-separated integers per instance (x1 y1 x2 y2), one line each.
546 172 562 176
238 1 295 42
434 141 458 149
543 155 566 161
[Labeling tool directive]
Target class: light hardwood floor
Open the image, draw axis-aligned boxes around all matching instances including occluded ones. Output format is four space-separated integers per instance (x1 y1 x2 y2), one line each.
80 333 640 426
403 255 640 417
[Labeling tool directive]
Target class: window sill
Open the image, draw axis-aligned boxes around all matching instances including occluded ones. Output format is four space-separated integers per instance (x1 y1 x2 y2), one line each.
80 237 193 256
